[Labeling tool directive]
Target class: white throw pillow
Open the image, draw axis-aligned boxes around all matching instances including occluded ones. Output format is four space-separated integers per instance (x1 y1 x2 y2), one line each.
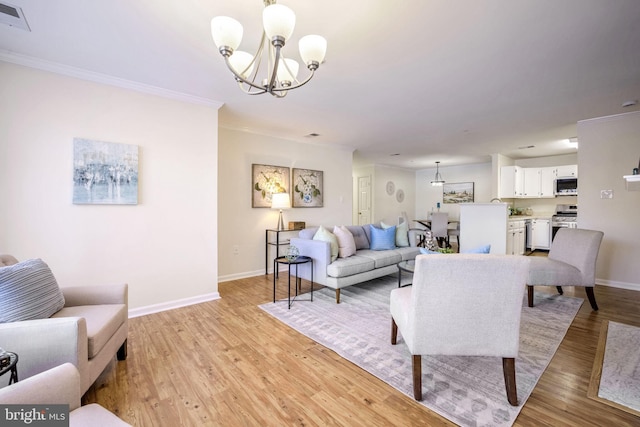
333 226 357 258
313 225 339 262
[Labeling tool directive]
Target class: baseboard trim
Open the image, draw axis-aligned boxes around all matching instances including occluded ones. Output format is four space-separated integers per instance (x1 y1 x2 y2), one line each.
128 292 221 318
597 279 640 292
218 266 288 283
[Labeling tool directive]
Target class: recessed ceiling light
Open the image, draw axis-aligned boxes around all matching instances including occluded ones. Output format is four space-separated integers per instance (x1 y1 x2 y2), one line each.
518 145 535 149
622 100 638 108
305 133 320 137
390 153 400 156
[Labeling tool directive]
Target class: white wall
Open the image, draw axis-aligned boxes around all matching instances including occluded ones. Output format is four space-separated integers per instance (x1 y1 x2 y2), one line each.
217 128 353 280
578 111 640 289
0 62 220 310
415 163 493 221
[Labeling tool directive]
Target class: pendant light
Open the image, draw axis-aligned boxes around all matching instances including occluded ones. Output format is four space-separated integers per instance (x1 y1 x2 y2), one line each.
431 161 445 186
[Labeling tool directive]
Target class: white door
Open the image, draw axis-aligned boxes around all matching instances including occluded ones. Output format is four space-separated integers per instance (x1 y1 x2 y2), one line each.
358 175 371 225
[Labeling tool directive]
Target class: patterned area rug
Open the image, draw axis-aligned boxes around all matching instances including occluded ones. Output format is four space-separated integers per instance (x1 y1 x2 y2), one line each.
588 321 640 416
259 275 583 427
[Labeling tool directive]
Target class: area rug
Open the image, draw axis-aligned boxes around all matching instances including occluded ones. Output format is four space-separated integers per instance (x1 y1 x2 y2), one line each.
259 275 583 427
588 321 640 416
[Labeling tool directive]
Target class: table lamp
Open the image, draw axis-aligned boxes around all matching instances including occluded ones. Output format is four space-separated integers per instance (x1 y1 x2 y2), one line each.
271 193 291 230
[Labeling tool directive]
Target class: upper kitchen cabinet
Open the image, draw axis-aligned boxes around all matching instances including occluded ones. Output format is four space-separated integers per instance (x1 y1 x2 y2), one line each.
499 166 524 198
555 164 578 178
500 166 556 198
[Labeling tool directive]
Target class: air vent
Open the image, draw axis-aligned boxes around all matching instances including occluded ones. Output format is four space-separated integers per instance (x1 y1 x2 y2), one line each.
0 2 30 31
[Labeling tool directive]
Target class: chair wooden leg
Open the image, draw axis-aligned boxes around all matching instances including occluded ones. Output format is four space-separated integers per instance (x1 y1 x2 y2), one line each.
527 285 534 307
412 355 422 401
503 357 518 406
391 318 398 345
585 287 599 311
335 289 340 304
556 286 564 295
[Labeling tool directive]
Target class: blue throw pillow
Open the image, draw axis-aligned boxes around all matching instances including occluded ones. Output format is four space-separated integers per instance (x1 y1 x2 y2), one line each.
419 248 441 255
369 225 396 250
463 244 491 254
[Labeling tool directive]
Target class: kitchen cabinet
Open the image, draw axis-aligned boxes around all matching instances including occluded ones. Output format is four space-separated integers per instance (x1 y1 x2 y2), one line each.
507 220 526 255
501 166 560 198
499 166 523 198
555 164 578 178
523 167 556 198
528 218 551 250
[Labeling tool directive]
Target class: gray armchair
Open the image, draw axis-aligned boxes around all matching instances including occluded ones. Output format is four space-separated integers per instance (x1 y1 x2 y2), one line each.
527 228 604 310
390 254 530 404
0 363 130 426
0 254 128 394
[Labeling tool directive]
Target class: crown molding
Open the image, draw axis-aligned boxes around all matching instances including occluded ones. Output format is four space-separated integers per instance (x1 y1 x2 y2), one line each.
0 50 224 109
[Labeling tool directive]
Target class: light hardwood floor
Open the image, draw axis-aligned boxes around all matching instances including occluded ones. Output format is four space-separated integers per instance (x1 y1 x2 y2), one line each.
84 265 640 426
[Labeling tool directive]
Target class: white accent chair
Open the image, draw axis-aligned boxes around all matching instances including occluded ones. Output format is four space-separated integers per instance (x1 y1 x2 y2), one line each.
0 363 130 426
527 228 604 311
390 254 530 405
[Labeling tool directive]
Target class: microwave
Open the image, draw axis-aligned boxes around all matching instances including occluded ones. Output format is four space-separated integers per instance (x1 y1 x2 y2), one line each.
555 177 578 195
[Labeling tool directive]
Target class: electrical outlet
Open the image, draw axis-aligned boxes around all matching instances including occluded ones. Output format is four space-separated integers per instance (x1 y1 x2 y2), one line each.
232 245 240 255
600 189 614 199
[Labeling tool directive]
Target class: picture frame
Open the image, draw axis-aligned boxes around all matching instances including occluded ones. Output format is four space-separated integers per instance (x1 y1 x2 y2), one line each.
252 164 290 208
443 182 474 204
292 168 323 207
73 138 139 205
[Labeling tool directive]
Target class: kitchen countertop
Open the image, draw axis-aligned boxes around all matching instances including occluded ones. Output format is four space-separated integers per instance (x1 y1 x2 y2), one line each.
508 214 553 220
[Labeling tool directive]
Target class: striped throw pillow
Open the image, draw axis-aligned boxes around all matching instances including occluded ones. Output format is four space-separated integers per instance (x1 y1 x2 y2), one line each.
0 258 65 323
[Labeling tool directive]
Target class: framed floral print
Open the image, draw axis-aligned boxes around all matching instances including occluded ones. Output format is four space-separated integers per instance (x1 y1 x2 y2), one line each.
252 164 290 208
292 168 323 207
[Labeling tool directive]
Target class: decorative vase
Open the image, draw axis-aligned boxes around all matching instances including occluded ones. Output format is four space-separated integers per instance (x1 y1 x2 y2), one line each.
286 245 299 261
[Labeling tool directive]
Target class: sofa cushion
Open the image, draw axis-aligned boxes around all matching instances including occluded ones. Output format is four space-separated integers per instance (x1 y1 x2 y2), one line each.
298 227 319 240
356 249 402 268
53 304 127 358
395 246 421 261
333 226 356 258
463 244 491 254
345 226 370 250
326 255 375 278
313 225 339 262
369 225 396 250
0 259 66 323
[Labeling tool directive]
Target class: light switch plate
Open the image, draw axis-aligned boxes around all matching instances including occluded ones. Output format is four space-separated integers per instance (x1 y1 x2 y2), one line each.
600 189 614 199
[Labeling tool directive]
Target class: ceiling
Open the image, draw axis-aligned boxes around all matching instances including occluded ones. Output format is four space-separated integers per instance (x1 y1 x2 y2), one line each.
2 0 639 170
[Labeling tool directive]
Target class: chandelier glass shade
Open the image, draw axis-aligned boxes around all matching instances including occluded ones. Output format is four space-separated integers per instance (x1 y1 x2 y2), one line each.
431 161 445 186
211 1 327 98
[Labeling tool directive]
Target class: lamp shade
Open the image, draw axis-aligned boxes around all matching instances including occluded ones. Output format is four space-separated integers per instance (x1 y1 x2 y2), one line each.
299 35 327 65
271 193 291 209
228 51 254 78
263 4 296 41
277 58 299 84
211 16 243 50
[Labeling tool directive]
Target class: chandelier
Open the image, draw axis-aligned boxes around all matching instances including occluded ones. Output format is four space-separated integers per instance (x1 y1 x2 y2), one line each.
431 161 445 186
211 0 327 98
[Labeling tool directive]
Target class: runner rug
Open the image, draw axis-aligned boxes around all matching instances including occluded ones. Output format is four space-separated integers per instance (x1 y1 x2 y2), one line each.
259 275 583 427
588 321 640 417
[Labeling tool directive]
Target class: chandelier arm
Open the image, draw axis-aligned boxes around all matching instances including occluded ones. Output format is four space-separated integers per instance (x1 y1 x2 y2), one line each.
267 69 315 93
222 56 269 93
267 43 283 94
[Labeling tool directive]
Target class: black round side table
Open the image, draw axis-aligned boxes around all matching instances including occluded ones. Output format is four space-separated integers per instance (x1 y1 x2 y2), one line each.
273 255 314 309
0 351 18 385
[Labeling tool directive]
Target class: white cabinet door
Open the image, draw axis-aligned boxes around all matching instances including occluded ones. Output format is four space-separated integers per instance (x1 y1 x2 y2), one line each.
515 228 526 255
556 164 578 178
539 167 556 198
507 220 526 255
530 219 551 250
523 168 541 197
500 166 523 198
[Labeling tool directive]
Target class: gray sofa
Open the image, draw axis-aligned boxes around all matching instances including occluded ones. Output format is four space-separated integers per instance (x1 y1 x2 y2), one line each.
290 224 421 303
0 254 128 395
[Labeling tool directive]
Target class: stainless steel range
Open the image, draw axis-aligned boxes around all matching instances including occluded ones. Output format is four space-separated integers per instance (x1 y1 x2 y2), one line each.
552 204 577 240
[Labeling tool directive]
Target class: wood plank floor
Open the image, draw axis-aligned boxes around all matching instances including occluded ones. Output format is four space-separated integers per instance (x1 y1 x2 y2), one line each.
83 268 640 426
